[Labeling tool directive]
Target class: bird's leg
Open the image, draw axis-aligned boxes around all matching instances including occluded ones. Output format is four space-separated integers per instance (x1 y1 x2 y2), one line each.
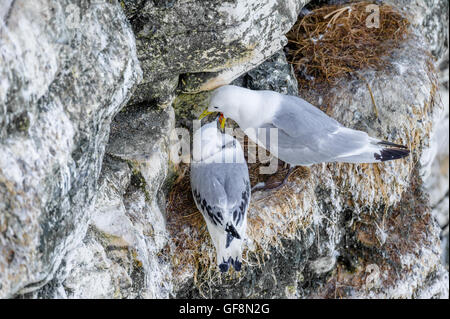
252 165 295 192
269 165 295 191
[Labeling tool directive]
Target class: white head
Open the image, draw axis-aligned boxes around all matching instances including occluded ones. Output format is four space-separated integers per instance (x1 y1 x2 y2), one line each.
192 121 245 164
192 121 220 162
208 85 250 123
206 85 275 130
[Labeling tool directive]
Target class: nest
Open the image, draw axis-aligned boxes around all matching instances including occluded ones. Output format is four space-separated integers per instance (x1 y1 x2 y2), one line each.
286 1 410 91
165 135 311 287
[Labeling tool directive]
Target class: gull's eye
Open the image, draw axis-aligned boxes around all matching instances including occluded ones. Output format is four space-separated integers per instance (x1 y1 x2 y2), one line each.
214 106 218 109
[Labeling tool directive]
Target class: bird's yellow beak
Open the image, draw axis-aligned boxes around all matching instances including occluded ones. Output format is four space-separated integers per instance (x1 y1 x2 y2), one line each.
198 109 214 120
219 113 226 130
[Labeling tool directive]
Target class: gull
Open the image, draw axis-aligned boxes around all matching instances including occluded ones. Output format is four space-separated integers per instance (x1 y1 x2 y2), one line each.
190 120 251 272
200 85 409 189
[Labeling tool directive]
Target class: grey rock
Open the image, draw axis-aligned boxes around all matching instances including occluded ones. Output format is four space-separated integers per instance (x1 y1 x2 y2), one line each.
21 103 176 299
60 105 174 299
59 156 172 299
442 225 449 270
0 0 142 298
387 0 449 60
107 103 175 197
232 50 299 95
122 0 310 102
433 195 449 270
423 46 449 270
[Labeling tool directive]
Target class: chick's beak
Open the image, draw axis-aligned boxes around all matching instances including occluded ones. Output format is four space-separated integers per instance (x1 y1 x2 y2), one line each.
198 109 214 120
219 113 226 130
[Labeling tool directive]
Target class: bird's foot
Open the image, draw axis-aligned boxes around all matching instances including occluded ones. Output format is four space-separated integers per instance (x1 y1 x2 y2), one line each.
219 262 229 273
252 166 295 192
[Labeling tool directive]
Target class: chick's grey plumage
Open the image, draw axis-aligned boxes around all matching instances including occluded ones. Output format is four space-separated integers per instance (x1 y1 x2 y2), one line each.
190 121 250 272
191 163 250 239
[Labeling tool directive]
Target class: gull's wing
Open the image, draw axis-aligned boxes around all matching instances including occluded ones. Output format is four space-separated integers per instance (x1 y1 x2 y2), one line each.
259 95 408 165
272 95 342 138
190 122 251 272
190 162 250 229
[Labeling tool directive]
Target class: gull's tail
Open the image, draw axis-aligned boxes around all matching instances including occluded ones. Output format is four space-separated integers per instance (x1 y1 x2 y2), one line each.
332 128 410 164
217 223 244 272
373 141 410 162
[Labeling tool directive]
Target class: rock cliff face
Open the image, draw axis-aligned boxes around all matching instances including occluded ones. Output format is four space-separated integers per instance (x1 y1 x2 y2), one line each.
1 0 448 299
0 0 141 298
121 0 309 103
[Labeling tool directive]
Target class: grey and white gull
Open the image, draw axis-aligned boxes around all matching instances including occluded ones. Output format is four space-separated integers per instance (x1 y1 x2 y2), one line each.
200 85 409 189
190 120 251 272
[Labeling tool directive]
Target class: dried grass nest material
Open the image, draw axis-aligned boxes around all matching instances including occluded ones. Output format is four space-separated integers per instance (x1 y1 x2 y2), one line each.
286 1 410 90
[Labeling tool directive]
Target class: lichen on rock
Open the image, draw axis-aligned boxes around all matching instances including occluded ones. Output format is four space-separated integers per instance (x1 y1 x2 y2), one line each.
122 0 310 102
0 0 142 298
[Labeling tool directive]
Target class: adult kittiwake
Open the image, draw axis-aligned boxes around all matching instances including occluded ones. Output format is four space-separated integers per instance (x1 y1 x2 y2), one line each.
200 85 409 188
190 120 251 272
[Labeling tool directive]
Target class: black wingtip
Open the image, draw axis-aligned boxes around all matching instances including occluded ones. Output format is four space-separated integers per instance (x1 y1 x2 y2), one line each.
225 223 241 240
377 140 408 150
225 232 233 248
374 148 410 162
